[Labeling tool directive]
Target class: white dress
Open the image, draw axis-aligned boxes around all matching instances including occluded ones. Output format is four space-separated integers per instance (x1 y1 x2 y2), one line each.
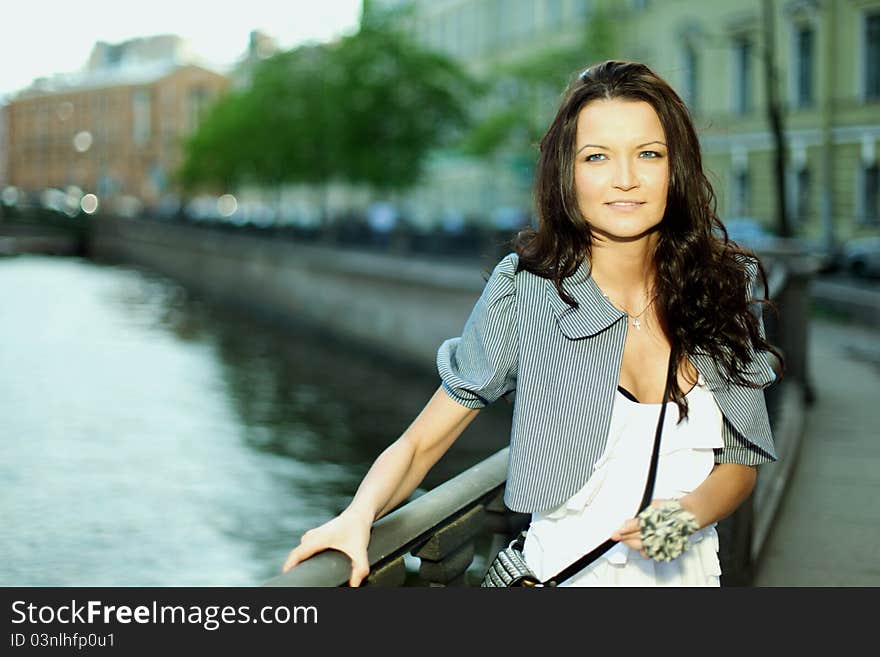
521 374 725 587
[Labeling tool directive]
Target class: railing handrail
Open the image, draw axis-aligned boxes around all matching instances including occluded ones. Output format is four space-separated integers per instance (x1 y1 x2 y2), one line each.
263 448 510 586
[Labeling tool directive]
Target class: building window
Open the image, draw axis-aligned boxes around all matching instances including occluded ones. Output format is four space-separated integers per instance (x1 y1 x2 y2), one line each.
447 10 459 56
186 87 209 135
511 0 534 40
573 0 590 20
732 36 753 115
497 0 513 44
433 13 447 52
544 0 564 30
860 163 879 224
732 168 750 217
794 24 814 107
865 12 880 100
459 4 474 56
132 88 151 146
791 167 810 225
682 42 699 111
484 0 503 52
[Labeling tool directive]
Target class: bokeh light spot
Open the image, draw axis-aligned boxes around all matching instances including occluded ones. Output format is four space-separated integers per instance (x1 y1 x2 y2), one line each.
217 194 238 217
73 131 93 153
81 194 99 215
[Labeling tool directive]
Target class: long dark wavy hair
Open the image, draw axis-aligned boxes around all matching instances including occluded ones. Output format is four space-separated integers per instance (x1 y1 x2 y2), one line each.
513 59 783 417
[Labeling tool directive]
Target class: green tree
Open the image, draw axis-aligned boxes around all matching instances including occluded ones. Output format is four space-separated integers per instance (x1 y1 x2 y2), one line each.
333 16 478 190
177 12 477 217
178 44 342 193
176 89 255 191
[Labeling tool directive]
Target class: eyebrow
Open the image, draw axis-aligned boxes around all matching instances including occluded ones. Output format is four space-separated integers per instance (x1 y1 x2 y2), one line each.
576 140 667 154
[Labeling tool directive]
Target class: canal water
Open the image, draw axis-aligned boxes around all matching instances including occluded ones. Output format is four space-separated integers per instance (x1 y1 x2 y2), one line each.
0 255 511 586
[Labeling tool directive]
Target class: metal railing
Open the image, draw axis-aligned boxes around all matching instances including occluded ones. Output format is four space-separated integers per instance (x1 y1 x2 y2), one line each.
263 253 816 587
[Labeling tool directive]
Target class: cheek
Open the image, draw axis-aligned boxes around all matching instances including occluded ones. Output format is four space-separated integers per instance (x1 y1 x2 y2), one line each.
656 174 669 199
659 163 671 191
645 166 670 204
574 170 605 204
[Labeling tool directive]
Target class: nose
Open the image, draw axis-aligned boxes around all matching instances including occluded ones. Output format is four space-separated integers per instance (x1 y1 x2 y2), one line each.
612 159 638 191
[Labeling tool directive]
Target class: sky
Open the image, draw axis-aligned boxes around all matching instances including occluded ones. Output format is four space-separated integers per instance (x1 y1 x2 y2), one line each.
0 0 364 99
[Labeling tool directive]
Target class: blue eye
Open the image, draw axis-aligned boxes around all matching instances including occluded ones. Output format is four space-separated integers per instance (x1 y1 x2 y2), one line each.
586 151 662 161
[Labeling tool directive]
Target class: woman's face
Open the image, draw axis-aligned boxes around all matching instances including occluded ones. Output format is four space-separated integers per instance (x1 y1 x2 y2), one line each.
572 98 669 241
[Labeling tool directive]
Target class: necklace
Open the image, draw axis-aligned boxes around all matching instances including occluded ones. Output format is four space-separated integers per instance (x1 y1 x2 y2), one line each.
602 292 656 330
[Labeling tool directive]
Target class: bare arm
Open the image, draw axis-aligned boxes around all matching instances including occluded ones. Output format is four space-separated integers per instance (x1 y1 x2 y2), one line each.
281 386 479 584
678 463 757 528
348 385 481 522
612 463 757 552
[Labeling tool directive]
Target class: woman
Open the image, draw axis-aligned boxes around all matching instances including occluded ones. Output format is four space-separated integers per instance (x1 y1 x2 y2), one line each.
282 60 781 587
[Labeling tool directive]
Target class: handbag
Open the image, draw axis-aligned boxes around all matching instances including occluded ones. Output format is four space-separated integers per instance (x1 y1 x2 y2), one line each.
481 354 675 587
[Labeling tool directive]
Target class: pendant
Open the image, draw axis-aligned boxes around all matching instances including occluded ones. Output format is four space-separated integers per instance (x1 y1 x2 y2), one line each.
632 318 641 330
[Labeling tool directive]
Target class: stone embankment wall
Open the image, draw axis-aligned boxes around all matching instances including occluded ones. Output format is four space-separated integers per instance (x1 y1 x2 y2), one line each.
90 217 500 370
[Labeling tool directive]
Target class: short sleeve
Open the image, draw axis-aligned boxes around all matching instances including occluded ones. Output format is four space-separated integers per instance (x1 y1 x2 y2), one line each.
436 253 518 409
714 418 776 466
714 254 778 466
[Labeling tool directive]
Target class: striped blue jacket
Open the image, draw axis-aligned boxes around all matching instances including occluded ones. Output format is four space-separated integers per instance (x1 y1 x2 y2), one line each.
437 252 777 514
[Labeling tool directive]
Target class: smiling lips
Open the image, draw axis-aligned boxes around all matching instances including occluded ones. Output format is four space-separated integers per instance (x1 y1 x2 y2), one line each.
605 201 646 211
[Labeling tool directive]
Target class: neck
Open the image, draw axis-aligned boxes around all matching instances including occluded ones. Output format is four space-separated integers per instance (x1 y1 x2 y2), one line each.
587 233 658 308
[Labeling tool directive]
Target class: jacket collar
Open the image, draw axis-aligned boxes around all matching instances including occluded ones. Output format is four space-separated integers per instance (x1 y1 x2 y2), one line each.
544 256 626 339
542 257 776 393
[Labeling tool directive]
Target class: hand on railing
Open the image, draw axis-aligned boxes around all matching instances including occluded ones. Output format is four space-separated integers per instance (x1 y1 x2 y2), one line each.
281 509 374 587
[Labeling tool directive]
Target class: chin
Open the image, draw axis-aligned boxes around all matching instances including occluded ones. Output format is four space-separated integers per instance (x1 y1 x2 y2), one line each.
589 220 664 242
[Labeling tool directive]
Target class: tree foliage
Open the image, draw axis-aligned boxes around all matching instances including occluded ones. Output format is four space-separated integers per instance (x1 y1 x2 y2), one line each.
177 13 478 195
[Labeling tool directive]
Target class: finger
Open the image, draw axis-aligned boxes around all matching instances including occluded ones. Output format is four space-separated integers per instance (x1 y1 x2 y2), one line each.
282 543 319 573
281 551 301 573
618 536 643 552
614 532 641 545
615 518 639 536
348 556 371 588
611 524 640 541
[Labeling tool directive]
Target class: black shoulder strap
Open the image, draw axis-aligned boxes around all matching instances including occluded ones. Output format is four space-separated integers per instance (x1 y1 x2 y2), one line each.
543 352 675 586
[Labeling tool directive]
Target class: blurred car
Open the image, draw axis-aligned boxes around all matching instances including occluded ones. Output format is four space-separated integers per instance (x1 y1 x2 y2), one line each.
840 236 880 278
798 237 840 274
721 217 776 251
489 206 529 231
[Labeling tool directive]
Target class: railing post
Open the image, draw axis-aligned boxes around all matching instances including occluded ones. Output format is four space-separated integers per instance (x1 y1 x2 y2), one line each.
483 489 530 578
363 556 407 587
775 257 816 402
412 505 485 586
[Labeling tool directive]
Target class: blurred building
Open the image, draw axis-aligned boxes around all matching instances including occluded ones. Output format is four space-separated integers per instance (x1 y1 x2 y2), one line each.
230 30 282 90
4 35 228 214
371 0 880 243
0 103 8 189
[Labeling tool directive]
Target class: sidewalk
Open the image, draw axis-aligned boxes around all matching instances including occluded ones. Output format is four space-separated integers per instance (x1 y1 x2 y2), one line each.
811 277 880 328
753 316 880 586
